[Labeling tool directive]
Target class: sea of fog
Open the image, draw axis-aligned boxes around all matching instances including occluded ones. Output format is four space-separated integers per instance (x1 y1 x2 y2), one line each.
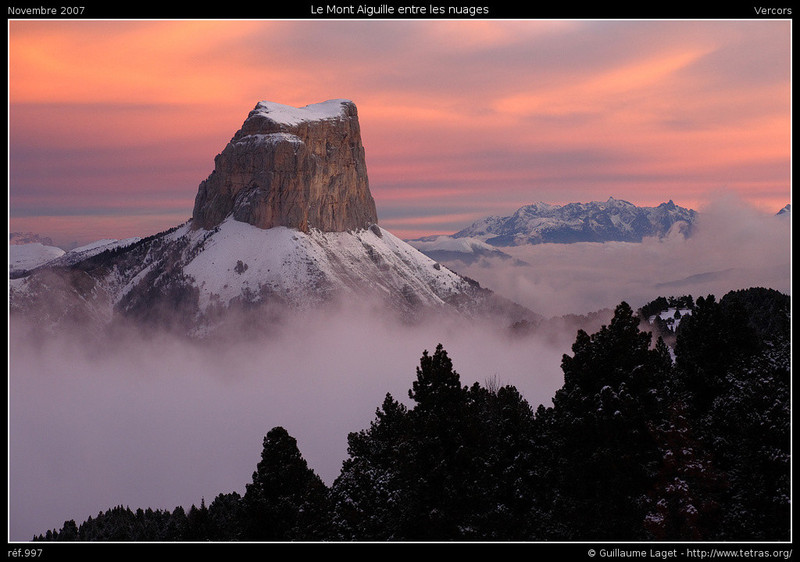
8 196 790 542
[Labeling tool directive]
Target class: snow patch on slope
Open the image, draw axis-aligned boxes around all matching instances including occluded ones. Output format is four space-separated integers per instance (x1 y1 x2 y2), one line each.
180 218 470 312
648 308 692 332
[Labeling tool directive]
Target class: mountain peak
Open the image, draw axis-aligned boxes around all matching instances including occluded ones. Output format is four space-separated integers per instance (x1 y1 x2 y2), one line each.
11 98 538 338
191 98 378 233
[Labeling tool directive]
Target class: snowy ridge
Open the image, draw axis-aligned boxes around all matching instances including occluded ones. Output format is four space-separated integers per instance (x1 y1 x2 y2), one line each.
453 197 697 246
42 237 142 268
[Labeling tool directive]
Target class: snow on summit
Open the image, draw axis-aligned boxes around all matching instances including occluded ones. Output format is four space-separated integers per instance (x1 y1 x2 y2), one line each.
249 99 353 125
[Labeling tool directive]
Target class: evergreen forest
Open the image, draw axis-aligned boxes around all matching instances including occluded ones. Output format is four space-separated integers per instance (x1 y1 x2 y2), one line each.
33 287 790 542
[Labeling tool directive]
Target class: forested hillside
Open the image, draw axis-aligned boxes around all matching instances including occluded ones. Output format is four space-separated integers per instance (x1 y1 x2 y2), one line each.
35 287 790 542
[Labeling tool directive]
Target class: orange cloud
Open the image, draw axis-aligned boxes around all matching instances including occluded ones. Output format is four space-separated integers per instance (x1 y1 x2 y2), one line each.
9 21 268 105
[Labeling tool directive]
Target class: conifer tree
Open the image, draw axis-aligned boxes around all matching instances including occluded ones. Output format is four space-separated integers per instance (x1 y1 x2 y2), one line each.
644 401 727 540
331 344 540 541
545 302 673 540
329 394 412 540
207 492 244 541
409 343 464 408
185 498 210 541
242 426 329 541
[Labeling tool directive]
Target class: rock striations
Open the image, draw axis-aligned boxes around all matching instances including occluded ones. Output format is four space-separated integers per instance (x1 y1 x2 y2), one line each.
192 99 378 233
10 99 536 338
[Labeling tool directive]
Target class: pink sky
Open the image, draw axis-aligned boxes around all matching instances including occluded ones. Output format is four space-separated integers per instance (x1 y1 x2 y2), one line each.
8 19 791 245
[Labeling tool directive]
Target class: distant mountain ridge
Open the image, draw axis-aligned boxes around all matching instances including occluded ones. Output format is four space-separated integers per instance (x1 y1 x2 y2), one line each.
452 197 697 247
9 232 55 246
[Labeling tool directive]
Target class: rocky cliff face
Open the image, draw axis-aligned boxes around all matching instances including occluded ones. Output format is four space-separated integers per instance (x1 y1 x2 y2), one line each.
191 99 378 233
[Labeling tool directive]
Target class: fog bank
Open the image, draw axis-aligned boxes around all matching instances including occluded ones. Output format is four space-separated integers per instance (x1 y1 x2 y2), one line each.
9 309 570 542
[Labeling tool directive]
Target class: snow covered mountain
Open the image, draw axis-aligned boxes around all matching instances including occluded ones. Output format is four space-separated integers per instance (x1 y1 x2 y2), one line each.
9 99 537 338
10 219 528 337
451 198 697 247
